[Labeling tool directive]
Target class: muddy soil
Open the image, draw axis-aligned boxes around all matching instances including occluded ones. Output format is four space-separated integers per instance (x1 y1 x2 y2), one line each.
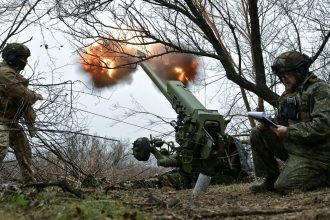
120 183 330 219
1 182 330 219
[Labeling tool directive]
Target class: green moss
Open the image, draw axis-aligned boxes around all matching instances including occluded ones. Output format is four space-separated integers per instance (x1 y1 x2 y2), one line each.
54 200 148 220
0 190 152 220
9 194 29 208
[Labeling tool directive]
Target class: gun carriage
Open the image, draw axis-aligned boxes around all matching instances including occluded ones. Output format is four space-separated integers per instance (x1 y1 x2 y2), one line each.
133 59 251 187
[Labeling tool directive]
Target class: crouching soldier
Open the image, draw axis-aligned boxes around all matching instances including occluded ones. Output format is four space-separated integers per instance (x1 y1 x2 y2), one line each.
250 51 330 193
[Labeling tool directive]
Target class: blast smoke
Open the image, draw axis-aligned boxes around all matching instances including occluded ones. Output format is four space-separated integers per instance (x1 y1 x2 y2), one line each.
146 45 199 86
80 41 138 88
80 42 199 88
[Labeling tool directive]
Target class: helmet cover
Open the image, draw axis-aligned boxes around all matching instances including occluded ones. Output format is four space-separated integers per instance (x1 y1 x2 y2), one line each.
271 51 310 81
2 43 31 70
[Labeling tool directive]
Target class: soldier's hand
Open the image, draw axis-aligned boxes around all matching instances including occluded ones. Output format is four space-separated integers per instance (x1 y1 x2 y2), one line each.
34 93 43 101
256 122 268 130
271 125 288 140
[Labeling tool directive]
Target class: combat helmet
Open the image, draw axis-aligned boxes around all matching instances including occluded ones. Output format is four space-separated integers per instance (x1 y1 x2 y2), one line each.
2 43 31 70
271 51 311 82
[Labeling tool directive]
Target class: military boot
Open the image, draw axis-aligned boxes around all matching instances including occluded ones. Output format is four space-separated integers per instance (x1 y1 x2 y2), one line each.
250 177 277 193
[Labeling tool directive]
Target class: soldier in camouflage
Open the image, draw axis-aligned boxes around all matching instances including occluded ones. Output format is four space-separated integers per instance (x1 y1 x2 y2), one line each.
250 51 330 193
0 43 43 183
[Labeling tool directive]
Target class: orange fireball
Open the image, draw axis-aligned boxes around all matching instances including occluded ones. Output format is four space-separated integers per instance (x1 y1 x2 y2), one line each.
174 67 188 82
80 41 199 88
80 42 138 88
146 51 199 85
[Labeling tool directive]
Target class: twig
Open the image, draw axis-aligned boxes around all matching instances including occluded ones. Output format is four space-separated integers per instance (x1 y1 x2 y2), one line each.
146 193 167 206
21 180 84 198
197 208 304 218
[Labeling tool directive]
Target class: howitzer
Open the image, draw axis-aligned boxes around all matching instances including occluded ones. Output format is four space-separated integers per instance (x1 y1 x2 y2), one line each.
133 58 251 187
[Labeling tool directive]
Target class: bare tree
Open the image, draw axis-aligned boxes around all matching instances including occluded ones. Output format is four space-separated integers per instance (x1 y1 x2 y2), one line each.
53 0 330 109
2 0 330 182
0 1 132 183
32 133 133 183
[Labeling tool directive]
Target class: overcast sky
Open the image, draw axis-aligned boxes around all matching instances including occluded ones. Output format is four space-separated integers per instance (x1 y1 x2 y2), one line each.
20 26 192 142
6 21 240 145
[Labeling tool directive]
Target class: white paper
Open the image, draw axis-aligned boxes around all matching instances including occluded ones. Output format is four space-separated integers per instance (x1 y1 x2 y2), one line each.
247 112 278 128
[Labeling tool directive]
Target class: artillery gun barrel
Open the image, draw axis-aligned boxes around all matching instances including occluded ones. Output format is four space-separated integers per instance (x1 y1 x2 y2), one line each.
132 53 251 192
139 61 171 101
139 61 206 115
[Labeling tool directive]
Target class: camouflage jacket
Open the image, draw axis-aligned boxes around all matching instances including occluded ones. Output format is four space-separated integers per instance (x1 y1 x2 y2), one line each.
277 73 330 163
0 62 36 122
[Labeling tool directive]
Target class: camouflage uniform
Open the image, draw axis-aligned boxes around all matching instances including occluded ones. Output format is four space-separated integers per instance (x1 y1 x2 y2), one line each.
251 73 330 191
0 61 38 182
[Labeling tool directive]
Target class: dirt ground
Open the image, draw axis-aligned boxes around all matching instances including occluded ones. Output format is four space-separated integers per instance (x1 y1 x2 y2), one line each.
121 183 330 219
1 182 330 219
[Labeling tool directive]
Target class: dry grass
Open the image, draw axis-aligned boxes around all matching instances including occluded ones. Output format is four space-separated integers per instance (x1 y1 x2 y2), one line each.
1 182 330 219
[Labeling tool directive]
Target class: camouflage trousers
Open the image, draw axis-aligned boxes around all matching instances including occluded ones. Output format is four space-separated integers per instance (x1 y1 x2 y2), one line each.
0 123 35 182
250 128 330 192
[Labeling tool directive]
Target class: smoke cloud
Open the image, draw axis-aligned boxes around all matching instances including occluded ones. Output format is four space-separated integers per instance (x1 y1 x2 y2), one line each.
80 42 199 88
